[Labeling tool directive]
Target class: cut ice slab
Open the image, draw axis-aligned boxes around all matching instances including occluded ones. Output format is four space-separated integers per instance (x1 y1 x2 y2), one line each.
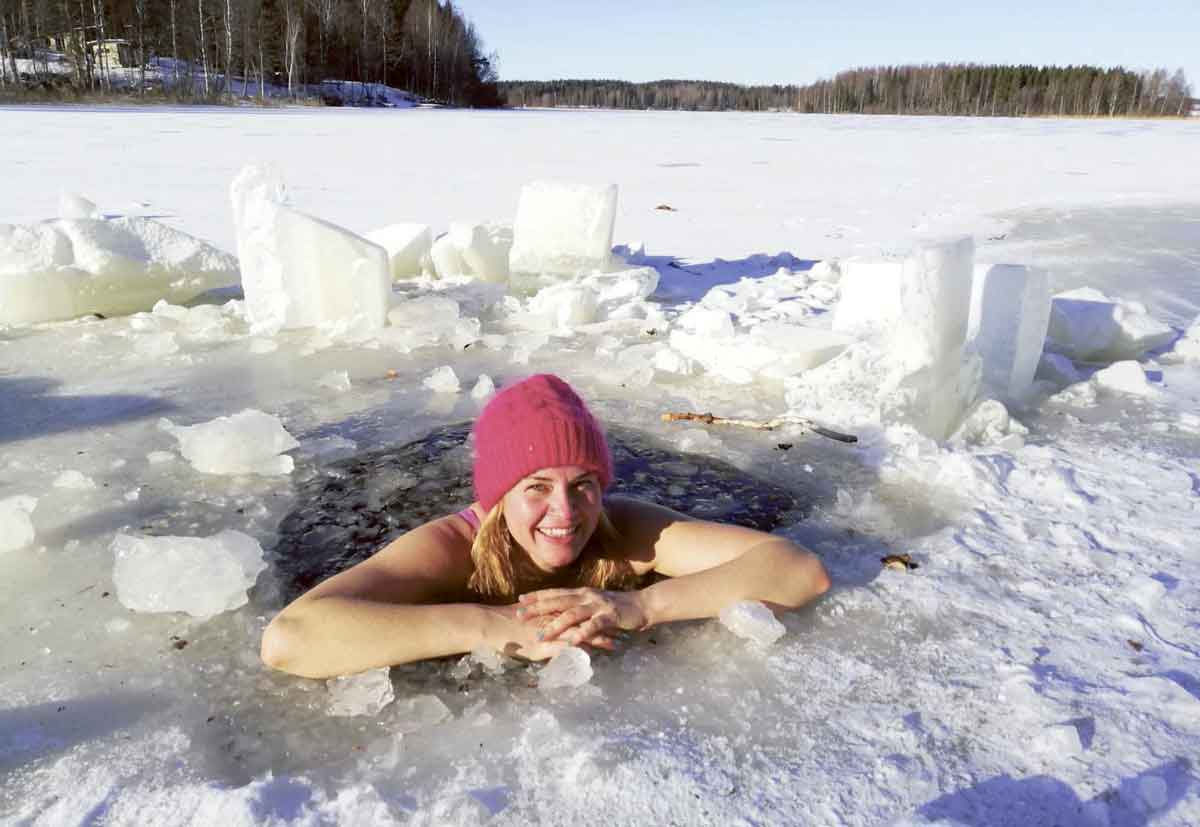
719 600 786 647
538 646 593 689
327 667 395 717
159 409 299 475
968 263 1051 402
230 164 391 335
0 217 239 325
444 222 513 283
1045 288 1175 362
509 180 618 277
0 495 37 553
111 529 267 619
364 223 432 280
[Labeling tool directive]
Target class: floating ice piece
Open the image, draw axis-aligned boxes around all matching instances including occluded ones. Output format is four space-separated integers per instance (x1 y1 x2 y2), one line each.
230 164 391 335
453 222 513 283
53 469 97 489
111 529 267 619
160 409 299 475
1092 360 1152 395
471 374 496 400
327 667 395 717
364 223 432 280
538 646 593 689
719 600 786 647
509 181 618 277
423 365 460 393
318 370 351 392
392 694 452 732
0 217 239 325
1045 288 1175 362
527 282 599 329
968 264 1051 402
58 193 100 220
0 495 37 553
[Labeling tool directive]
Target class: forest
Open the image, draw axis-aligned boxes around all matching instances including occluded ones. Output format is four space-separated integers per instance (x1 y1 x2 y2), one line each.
0 0 501 106
501 64 1195 117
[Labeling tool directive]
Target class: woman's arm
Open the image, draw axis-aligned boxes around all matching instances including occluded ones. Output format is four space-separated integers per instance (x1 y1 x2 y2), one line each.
519 500 830 642
260 516 569 678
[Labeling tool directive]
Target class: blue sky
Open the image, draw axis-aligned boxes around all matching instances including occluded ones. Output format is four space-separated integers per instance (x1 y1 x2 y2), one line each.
453 1 1199 91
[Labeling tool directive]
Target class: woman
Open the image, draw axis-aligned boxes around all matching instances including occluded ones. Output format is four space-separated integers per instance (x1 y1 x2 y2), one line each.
261 374 830 678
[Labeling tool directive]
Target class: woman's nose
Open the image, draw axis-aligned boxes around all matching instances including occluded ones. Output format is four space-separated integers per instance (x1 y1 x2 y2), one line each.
548 486 575 517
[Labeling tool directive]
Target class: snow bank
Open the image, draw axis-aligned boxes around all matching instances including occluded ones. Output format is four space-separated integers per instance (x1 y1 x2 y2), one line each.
111 530 267 619
0 216 239 325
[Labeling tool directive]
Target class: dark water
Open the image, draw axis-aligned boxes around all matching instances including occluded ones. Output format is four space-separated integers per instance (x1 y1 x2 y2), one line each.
272 423 804 599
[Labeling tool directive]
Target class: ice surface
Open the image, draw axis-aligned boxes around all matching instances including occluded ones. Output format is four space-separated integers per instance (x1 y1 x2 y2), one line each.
58 193 100 220
968 264 1051 402
0 495 37 553
230 164 391 334
111 529 267 619
363 223 432 280
1045 288 1176 362
538 646 593 689
160 409 299 475
509 181 618 277
0 216 239 325
718 600 786 646
327 667 395 717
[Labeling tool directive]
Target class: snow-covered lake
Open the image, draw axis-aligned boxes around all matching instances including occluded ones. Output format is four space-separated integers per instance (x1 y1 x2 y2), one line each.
2 106 1199 826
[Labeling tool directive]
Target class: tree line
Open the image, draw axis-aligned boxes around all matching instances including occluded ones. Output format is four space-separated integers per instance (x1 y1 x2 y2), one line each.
501 64 1194 117
0 0 500 106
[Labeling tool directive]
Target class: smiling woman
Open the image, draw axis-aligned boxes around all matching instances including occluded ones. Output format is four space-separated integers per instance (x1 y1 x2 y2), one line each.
260 374 830 678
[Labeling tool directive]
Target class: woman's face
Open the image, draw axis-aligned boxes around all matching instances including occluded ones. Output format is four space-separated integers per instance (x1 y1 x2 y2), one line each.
501 465 603 572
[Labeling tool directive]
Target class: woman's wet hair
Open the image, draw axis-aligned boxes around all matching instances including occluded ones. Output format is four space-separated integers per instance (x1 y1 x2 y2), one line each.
467 502 637 601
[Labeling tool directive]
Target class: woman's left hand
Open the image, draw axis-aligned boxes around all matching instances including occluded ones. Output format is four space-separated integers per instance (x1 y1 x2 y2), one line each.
516 588 649 646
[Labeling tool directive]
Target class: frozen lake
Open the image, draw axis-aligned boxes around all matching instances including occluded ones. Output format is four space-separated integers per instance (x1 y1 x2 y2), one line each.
1 107 1199 826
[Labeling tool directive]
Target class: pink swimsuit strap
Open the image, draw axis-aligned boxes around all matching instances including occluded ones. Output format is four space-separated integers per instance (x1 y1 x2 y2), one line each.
457 507 481 535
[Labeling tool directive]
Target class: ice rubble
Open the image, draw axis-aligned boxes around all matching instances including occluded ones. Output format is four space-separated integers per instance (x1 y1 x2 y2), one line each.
111 529 267 619
327 667 395 717
0 495 38 553
230 164 391 335
719 600 787 646
538 646 594 689
159 409 299 475
509 180 619 277
0 215 239 325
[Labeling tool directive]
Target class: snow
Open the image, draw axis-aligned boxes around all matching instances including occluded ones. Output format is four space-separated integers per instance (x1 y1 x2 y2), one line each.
111 530 267 619
1 107 1199 826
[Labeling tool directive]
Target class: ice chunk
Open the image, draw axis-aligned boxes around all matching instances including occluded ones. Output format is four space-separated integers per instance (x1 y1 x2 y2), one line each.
1046 288 1175 362
392 694 451 732
230 164 391 334
471 374 496 400
52 469 96 489
385 295 462 351
538 646 593 689
0 495 37 553
832 258 905 338
677 306 735 337
1093 360 1152 395
327 667 395 717
111 529 267 619
719 600 786 647
881 352 983 441
509 181 618 277
809 259 842 283
429 232 467 279
317 370 351 392
527 282 599 329
58 193 100 220
968 264 1051 401
452 222 513 283
423 365 460 393
364 223 432 280
160 409 299 475
750 323 854 377
0 217 239 325
893 237 974 370
950 399 1028 449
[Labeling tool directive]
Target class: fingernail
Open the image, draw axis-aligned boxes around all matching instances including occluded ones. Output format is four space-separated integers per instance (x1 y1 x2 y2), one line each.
536 631 544 641
515 607 525 617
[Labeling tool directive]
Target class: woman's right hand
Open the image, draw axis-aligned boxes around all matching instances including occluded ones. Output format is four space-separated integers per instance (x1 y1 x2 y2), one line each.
484 605 616 661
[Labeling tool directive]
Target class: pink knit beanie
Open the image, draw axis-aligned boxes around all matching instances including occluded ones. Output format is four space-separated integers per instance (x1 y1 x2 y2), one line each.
472 374 612 511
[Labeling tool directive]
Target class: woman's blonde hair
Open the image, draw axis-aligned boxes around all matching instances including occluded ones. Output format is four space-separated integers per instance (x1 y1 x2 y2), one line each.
467 502 637 602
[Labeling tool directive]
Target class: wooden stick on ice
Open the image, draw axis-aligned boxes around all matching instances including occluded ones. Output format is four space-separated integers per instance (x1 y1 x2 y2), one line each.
661 411 858 444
